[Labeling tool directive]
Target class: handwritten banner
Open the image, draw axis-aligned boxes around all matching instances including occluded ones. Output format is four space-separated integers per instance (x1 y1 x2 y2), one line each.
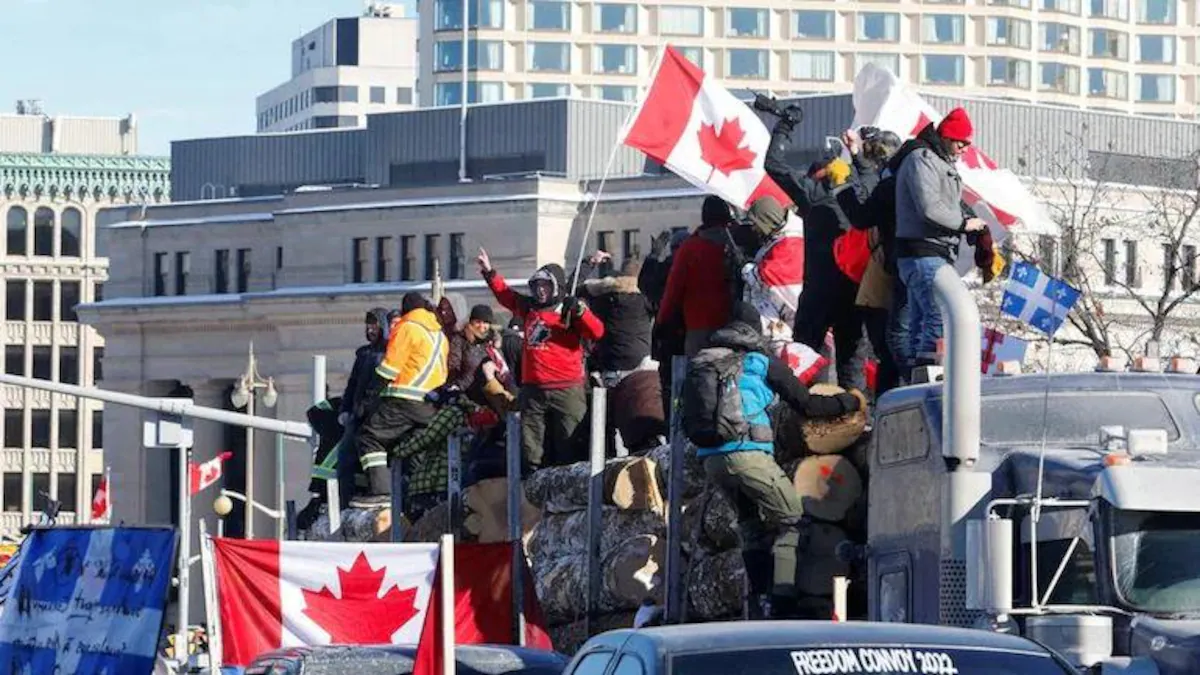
0 527 177 675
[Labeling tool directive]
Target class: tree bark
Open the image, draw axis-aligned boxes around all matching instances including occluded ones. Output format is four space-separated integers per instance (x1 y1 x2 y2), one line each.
526 507 666 564
533 534 665 624
524 456 665 513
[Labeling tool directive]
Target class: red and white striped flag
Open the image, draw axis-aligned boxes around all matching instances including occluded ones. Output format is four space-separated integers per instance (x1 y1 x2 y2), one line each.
90 474 109 520
620 45 792 210
190 451 233 495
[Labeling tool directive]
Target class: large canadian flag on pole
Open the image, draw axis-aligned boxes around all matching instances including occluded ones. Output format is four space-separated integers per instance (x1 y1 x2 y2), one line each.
212 539 439 667
620 45 792 210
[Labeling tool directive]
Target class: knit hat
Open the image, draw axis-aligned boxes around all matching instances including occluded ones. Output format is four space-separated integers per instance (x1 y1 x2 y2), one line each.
937 107 974 143
731 301 761 328
401 292 427 315
747 196 788 237
701 195 732 226
469 304 495 324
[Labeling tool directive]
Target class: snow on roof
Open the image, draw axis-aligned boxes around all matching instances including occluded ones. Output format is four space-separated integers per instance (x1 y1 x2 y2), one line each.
105 212 276 229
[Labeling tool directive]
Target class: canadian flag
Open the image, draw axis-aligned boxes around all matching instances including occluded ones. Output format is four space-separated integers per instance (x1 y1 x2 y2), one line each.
90 474 109 520
213 539 439 667
742 212 806 344
190 451 232 495
620 45 791 210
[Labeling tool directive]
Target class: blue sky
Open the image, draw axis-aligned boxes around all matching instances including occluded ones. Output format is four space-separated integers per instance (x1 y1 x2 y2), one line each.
0 0 376 156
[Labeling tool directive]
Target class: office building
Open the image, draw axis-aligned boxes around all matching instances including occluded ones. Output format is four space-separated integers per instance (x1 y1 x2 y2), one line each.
256 2 419 133
0 102 170 536
416 0 1198 118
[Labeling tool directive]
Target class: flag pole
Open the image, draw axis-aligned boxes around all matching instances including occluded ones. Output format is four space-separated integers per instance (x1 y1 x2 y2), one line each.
104 466 111 520
177 441 192 669
439 533 455 675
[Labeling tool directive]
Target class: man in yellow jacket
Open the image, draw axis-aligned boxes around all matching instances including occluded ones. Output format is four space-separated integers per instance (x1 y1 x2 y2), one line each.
351 292 449 508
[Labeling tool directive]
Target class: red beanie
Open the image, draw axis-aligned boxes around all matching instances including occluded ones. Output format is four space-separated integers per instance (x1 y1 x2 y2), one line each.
937 107 973 143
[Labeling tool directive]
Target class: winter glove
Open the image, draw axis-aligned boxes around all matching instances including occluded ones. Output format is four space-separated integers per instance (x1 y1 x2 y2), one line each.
560 296 587 324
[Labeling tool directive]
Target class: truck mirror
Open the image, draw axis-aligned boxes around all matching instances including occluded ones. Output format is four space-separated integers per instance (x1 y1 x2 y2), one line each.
968 517 1014 613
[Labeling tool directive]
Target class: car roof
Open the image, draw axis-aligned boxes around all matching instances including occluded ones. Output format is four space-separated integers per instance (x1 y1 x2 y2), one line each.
248 643 568 673
598 621 1052 655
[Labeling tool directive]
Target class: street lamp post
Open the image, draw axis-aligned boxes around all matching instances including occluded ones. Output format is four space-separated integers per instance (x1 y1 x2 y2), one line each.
230 342 277 539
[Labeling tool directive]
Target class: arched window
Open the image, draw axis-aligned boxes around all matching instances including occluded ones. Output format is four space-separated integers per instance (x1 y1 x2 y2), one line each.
60 207 81 258
5 207 27 256
33 207 54 256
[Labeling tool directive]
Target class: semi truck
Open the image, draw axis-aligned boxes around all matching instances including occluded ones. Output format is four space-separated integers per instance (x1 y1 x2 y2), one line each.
864 266 1200 675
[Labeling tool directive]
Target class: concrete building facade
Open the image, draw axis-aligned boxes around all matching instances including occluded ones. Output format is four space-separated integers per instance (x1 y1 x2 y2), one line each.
416 0 1200 119
0 108 170 536
256 2 419 133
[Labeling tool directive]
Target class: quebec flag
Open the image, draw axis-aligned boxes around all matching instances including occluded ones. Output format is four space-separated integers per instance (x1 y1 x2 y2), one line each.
0 527 177 675
1001 262 1081 336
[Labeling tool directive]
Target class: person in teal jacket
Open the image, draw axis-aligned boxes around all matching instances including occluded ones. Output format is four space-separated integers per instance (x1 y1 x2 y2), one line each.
696 302 865 619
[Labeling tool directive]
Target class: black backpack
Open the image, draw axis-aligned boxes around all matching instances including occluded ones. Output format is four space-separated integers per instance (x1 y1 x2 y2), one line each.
681 347 748 447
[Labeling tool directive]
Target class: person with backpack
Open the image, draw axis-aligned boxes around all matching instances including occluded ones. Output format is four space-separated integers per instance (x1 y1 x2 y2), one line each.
682 302 865 619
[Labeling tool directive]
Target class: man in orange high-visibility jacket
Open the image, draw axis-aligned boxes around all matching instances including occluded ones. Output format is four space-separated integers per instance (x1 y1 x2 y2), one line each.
350 292 449 508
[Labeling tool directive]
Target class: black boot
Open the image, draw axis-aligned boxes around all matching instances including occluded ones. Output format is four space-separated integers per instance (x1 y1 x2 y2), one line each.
295 495 324 531
350 466 392 509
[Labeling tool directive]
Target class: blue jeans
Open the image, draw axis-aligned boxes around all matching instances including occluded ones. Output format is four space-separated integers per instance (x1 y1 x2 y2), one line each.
898 257 947 363
886 275 912 379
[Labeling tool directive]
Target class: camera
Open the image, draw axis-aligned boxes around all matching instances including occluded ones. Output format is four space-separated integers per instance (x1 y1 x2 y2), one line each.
752 93 804 126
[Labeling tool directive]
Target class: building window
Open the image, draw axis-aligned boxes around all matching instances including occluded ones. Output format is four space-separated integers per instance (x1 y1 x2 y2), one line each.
791 51 835 81
1125 240 1140 287
727 8 768 37
594 3 637 33
32 281 52 321
60 207 81 257
1163 243 1176 292
621 229 640 262
1090 0 1129 19
60 281 80 322
153 252 168 296
1040 23 1080 54
435 82 504 105
727 49 768 79
312 85 359 103
596 231 615 276
59 347 78 385
1182 245 1197 290
4 346 22 376
858 13 900 42
397 87 414 105
530 83 569 98
31 473 48 510
425 234 441 280
312 115 359 128
1138 0 1174 22
29 412 48 449
434 39 504 72
2 472 20 511
376 236 393 282
236 248 251 293
94 282 103 302
6 280 25 320
215 249 230 293
2 410 20 449
1103 238 1117 284
31 346 51 380
5 207 26 256
529 42 571 71
857 53 900 76
922 55 964 84
988 18 1032 48
1088 68 1128 99
352 238 368 283
793 10 834 39
58 409 78 449
922 15 964 44
370 86 386 104
988 57 1031 88
594 45 636 74
434 0 503 29
174 251 190 295
401 236 416 281
1137 35 1175 63
1089 29 1128 60
1037 235 1058 275
1040 62 1080 94
596 85 636 102
275 247 283 270
33 207 53 257
1041 0 1081 12
449 233 466 280
93 346 104 382
529 0 571 30
660 6 702 35
1137 74 1175 102
56 473 76 513
92 411 103 449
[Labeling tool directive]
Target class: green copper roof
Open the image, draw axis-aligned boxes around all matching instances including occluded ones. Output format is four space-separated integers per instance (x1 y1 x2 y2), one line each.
0 152 171 202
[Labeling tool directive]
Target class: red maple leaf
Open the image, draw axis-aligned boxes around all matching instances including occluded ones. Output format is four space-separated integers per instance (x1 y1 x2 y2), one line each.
697 117 758 180
301 552 421 644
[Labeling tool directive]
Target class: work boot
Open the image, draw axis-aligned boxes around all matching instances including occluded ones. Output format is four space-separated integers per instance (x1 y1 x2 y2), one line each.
349 467 392 509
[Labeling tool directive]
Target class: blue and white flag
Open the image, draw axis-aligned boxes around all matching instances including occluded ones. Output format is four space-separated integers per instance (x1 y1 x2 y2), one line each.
1000 262 1081 336
0 527 177 675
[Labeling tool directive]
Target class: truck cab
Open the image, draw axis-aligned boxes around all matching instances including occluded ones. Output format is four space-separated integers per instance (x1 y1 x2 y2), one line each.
868 371 1200 674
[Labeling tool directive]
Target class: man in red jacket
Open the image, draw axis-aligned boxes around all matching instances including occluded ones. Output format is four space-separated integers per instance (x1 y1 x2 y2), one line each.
657 196 738 356
477 248 605 474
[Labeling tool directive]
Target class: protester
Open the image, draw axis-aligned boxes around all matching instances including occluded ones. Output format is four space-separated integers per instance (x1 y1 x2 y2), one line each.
296 396 344 531
764 116 866 390
447 304 497 396
500 316 524 388
579 254 654 380
638 229 689 311
334 308 390 506
895 107 986 368
658 196 739 356
682 302 865 619
351 292 448 508
477 248 605 474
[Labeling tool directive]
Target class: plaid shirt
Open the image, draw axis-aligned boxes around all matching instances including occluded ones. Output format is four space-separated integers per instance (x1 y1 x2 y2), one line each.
392 401 475 497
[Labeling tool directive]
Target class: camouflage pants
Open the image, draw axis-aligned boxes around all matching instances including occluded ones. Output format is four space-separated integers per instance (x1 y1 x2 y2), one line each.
703 450 808 599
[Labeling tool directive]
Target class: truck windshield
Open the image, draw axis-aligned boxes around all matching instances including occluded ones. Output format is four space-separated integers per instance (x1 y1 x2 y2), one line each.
672 645 1072 675
1113 510 1200 615
979 392 1179 445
